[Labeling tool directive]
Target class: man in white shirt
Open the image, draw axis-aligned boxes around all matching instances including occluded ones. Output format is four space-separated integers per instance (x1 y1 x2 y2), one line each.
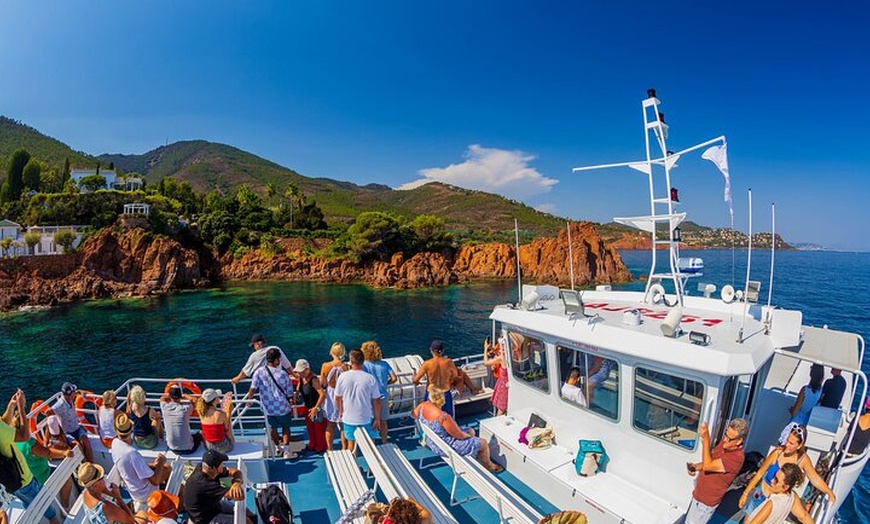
110 413 170 511
334 349 382 453
561 368 587 407
230 334 292 385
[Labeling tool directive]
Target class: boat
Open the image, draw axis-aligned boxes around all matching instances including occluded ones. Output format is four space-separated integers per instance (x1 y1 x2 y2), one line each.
677 257 704 275
9 91 868 524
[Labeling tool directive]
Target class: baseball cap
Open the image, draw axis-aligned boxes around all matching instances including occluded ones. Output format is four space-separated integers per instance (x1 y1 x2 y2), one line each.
249 334 266 347
202 448 229 469
61 382 78 395
429 340 444 354
293 359 310 372
201 388 222 403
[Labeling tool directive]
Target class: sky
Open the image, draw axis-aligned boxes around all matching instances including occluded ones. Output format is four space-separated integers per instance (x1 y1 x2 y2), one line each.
1 1 868 250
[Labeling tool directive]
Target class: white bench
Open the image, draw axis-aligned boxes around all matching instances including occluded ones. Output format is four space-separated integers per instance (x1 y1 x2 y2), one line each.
480 414 683 524
419 422 542 524
323 451 368 524
16 446 84 524
355 429 458 524
234 459 247 524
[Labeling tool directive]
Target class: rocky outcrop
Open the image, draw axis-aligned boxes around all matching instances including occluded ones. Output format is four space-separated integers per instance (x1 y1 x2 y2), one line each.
222 221 632 289
0 229 213 310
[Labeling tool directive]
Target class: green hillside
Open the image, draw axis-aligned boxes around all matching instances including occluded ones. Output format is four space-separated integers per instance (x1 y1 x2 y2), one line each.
0 116 95 175
99 141 566 236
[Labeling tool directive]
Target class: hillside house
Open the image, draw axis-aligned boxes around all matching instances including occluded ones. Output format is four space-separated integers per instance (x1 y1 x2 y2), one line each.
70 169 118 191
0 219 21 240
0 219 84 256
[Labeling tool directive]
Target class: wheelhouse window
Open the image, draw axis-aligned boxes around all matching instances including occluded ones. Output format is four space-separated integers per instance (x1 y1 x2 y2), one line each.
556 344 619 420
633 367 704 450
507 332 549 392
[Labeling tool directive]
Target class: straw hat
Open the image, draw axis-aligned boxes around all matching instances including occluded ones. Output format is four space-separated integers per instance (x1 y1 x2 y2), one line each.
77 462 105 489
115 412 133 437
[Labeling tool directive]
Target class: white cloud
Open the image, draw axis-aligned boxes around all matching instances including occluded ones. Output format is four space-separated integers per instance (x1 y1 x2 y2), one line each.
398 144 558 199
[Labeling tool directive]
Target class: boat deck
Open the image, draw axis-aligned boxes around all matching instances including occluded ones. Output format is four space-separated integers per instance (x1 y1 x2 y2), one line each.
259 415 559 523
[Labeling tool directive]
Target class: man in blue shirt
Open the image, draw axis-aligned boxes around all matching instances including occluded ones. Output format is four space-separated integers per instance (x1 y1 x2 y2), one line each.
820 368 847 409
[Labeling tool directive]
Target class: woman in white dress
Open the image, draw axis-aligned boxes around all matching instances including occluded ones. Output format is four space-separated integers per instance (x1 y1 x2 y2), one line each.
744 463 813 524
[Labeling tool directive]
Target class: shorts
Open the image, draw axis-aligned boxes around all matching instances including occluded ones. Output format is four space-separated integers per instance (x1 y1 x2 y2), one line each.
15 478 58 521
133 433 158 449
378 397 389 421
267 413 292 429
209 500 236 524
343 423 372 442
66 426 86 441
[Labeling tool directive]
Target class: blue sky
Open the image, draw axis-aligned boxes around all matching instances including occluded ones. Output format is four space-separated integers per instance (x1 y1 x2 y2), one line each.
1 1 868 249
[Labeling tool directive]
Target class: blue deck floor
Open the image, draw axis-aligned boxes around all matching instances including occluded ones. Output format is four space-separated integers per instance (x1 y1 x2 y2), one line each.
264 415 559 524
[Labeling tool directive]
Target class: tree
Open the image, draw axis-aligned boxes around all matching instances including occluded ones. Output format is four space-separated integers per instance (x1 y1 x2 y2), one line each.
53 229 76 253
408 214 453 251
22 159 42 192
3 148 30 202
62 158 71 184
23 231 40 255
265 182 276 208
0 237 12 257
336 211 404 262
78 174 107 192
284 182 304 229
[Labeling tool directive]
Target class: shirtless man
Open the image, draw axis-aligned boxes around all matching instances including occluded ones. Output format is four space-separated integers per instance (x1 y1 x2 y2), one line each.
412 340 460 417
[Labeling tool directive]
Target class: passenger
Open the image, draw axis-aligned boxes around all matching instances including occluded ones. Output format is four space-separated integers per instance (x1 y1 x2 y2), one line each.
413 386 502 472
294 359 327 453
846 397 870 457
230 334 292 385
684 419 747 524
412 340 460 418
787 364 824 428
98 390 120 448
11 406 75 511
744 463 813 524
483 337 508 415
334 349 383 453
183 449 254 524
819 368 847 409
50 382 94 463
160 386 203 455
361 341 398 444
244 347 294 458
197 390 234 454
0 390 62 524
740 426 836 515
110 413 170 512
320 342 349 451
585 357 613 405
560 368 587 407
77 461 138 524
127 385 162 450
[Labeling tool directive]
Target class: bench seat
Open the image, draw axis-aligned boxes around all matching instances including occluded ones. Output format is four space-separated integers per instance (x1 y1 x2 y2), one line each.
324 451 369 524
480 413 683 524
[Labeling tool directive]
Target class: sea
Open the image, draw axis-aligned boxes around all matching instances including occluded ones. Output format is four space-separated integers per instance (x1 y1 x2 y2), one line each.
1 248 867 522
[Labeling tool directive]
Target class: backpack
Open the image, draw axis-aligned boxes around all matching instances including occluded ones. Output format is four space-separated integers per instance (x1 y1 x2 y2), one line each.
256 484 293 524
0 445 24 493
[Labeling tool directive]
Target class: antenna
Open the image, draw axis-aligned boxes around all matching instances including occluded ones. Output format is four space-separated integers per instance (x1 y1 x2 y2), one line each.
766 203 776 332
738 188 753 343
515 219 522 304
567 221 575 290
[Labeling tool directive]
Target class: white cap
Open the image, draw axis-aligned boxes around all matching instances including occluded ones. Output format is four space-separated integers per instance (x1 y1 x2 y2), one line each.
293 359 310 372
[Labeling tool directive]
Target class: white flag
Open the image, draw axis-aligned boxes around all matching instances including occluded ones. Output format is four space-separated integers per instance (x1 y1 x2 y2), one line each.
702 144 733 217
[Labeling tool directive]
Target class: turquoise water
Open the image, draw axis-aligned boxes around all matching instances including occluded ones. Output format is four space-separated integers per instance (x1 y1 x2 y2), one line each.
1 249 867 521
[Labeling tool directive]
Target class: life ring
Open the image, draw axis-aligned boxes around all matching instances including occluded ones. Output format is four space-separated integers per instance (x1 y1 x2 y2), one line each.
649 283 666 305
164 379 202 416
28 400 52 445
74 391 101 434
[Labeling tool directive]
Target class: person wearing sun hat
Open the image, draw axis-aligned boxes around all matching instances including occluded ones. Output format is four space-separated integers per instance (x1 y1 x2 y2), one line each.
77 461 138 524
110 413 170 512
183 449 254 524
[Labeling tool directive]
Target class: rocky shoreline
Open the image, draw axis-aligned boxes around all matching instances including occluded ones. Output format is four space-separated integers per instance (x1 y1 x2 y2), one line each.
0 222 631 312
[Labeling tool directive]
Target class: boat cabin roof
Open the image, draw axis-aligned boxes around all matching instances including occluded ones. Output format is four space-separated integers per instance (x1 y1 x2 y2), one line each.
491 289 778 378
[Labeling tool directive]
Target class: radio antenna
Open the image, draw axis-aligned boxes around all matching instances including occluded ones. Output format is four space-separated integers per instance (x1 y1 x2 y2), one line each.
515 219 522 303
765 203 776 332
567 221 576 290
738 188 753 343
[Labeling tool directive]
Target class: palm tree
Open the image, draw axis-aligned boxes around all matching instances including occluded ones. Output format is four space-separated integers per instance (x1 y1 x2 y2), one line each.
265 182 276 208
284 182 303 229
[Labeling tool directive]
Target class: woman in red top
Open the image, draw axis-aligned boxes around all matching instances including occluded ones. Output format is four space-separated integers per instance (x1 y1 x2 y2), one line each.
197 389 233 453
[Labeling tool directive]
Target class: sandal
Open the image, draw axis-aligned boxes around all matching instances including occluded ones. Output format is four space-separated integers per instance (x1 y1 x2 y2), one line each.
486 462 504 473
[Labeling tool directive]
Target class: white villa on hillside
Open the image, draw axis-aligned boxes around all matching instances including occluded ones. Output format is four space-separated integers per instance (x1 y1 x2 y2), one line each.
0 219 84 257
70 169 143 192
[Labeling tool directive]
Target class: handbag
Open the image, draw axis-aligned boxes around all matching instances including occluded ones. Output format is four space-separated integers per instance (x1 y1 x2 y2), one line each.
575 440 609 476
527 427 555 449
527 412 547 429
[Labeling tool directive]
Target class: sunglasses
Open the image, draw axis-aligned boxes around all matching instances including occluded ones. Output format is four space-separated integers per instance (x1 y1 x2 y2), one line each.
722 433 742 443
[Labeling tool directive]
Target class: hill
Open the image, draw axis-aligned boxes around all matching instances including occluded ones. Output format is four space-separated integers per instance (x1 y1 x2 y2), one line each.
99 140 566 237
0 116 95 174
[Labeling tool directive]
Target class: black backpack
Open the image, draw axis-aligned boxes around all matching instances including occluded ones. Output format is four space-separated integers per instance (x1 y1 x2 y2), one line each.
0 445 24 493
256 484 293 524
